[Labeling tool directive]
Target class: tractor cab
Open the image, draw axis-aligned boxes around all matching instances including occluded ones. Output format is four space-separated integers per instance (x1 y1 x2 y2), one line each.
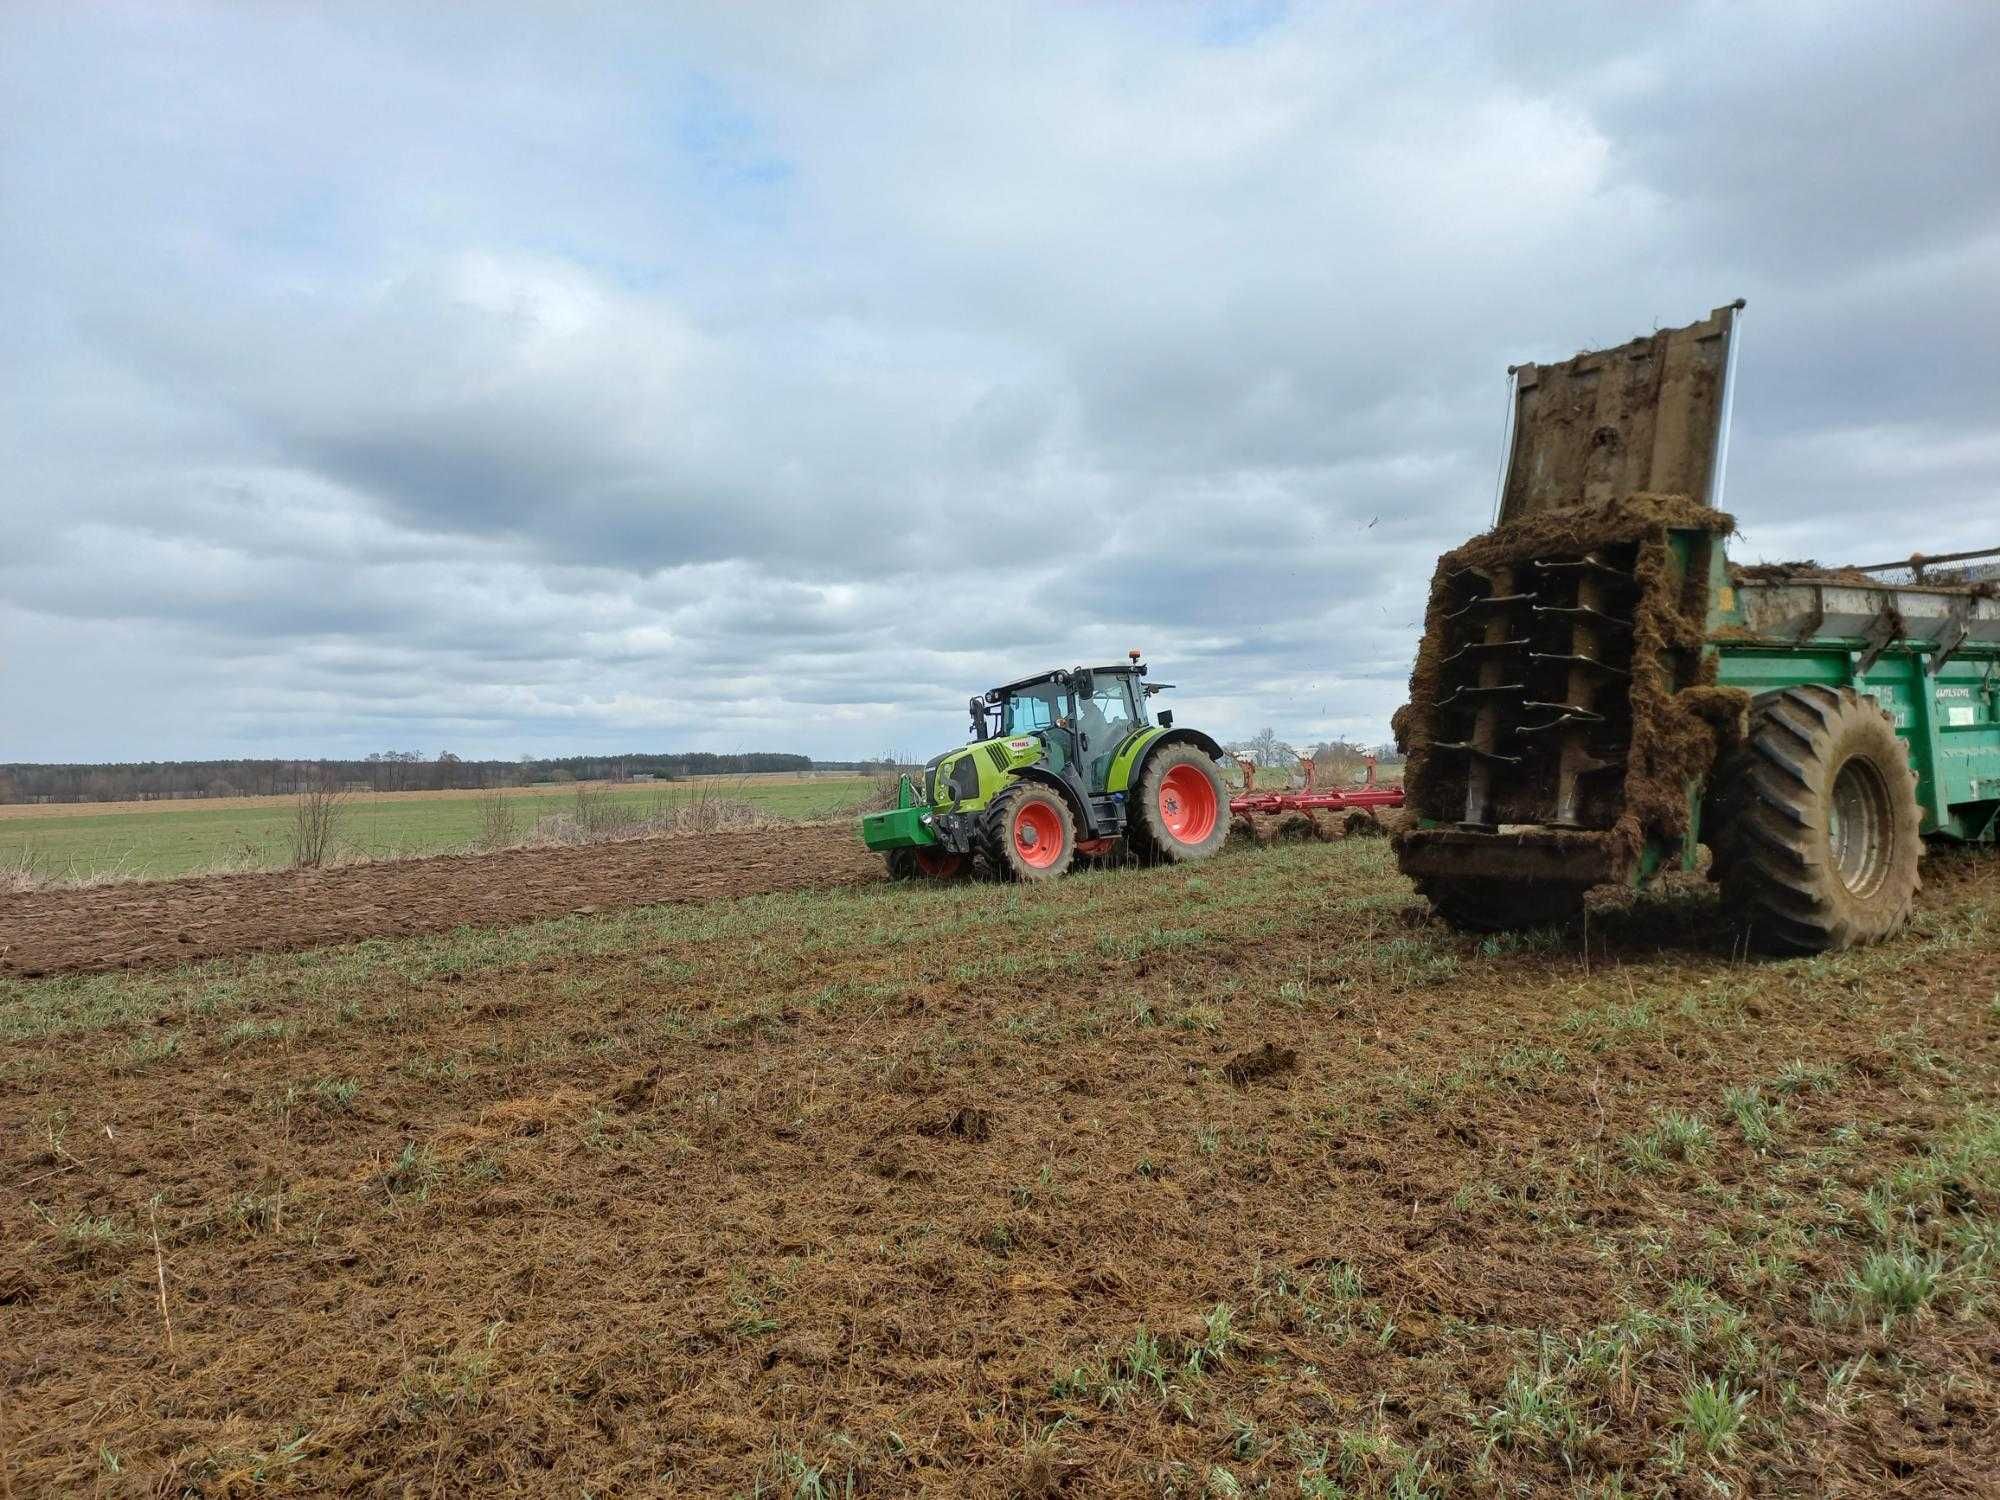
973 657 1166 792
861 653 1229 882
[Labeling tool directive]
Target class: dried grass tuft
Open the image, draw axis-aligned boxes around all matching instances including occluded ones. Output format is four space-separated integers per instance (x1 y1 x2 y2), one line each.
524 785 778 847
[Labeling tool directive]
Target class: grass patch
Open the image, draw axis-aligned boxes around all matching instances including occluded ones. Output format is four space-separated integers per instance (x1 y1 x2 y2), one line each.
1679 1375 1752 1455
112 1029 183 1071
1622 1111 1714 1174
1848 1248 1946 1321
1722 1084 1783 1148
1475 1352 1595 1454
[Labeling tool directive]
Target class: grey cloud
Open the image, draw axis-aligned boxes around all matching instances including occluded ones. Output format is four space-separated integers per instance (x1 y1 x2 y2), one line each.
2 2 1994 763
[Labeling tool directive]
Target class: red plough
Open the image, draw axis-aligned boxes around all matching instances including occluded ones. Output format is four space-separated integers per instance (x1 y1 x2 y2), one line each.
1228 754 1405 819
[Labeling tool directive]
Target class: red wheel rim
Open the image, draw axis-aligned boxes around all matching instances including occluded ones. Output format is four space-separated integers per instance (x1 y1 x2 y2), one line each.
1158 765 1218 844
1011 800 1065 868
914 848 965 878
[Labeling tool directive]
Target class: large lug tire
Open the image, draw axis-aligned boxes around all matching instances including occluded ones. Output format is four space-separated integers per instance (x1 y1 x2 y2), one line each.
885 847 970 882
1129 745 1229 864
1419 877 1585 934
1711 685 1921 954
979 784 1077 882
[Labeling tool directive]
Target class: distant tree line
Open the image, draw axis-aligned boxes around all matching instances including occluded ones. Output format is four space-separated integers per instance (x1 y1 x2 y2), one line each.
1229 729 1404 772
0 750 813 804
814 754 916 775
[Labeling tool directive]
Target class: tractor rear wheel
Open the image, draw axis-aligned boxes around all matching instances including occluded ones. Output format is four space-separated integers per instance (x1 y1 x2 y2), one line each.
1420 877 1586 934
885 847 970 881
1129 745 1229 864
1711 685 1921 954
980 784 1076 882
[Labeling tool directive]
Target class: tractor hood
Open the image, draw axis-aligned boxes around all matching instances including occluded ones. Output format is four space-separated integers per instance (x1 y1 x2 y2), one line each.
928 733 1047 806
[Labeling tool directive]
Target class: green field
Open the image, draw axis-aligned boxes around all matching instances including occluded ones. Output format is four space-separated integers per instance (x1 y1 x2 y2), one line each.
0 777 879 881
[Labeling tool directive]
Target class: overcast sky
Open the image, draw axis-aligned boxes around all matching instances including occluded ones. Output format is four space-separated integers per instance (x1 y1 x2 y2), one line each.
3 3 1995 764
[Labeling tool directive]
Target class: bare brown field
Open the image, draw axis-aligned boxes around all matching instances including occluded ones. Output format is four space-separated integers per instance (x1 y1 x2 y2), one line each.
0 824 883 978
3 840 1997 1496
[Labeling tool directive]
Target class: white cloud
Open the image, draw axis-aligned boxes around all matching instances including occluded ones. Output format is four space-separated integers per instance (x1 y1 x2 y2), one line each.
1 1 1994 762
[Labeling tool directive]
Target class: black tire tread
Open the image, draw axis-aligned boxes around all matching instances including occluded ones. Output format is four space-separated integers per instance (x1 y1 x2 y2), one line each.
1710 685 1921 954
978 782 1076 882
1127 744 1230 865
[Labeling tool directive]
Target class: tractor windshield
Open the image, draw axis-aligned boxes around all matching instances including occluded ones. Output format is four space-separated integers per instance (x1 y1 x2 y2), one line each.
1003 681 1070 734
1078 674 1140 788
1080 674 1140 745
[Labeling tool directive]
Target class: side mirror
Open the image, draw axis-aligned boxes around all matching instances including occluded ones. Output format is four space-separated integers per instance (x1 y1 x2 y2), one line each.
1072 667 1094 696
1158 709 1174 728
968 696 988 738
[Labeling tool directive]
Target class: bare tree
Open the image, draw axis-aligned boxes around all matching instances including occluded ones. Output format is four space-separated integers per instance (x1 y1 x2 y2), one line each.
290 773 349 868
475 789 518 851
1234 727 1296 769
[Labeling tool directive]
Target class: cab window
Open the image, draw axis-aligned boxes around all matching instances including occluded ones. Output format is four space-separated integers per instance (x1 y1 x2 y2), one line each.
1081 677 1138 745
1003 683 1068 734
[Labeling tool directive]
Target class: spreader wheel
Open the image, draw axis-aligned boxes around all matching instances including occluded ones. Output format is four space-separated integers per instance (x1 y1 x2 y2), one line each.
1710 685 1921 954
885 847 971 882
1129 745 1229 864
979 783 1076 882
1420 877 1586 934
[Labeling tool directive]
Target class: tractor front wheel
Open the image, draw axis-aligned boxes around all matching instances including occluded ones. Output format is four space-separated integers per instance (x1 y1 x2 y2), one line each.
980 784 1077 882
1129 745 1229 864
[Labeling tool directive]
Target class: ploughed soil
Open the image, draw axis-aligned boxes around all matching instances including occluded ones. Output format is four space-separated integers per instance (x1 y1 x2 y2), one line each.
3 842 1997 1497
0 825 882 978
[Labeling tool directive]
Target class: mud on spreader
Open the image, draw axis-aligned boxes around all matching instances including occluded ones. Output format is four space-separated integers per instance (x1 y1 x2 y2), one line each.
1395 302 2000 951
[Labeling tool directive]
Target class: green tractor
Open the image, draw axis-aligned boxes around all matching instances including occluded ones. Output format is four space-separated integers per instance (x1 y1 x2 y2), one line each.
861 654 1231 881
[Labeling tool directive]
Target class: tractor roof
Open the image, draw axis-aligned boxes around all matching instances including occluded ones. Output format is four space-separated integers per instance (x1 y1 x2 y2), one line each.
984 663 1144 700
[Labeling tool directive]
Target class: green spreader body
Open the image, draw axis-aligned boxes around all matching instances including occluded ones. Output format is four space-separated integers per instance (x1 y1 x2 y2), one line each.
1709 563 2000 845
1393 301 1996 950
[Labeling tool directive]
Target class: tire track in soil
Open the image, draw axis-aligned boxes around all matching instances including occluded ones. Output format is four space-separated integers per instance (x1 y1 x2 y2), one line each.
0 824 884 978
